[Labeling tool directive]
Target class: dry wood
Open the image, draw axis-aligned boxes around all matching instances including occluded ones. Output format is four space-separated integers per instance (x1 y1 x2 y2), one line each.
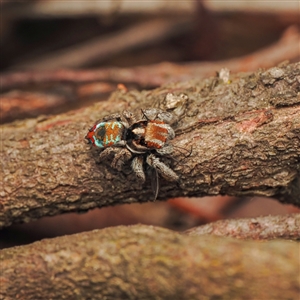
185 213 300 240
1 62 300 229
1 224 299 299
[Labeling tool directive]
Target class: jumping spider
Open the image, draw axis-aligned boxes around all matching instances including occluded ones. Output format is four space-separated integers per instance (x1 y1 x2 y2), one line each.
85 108 178 199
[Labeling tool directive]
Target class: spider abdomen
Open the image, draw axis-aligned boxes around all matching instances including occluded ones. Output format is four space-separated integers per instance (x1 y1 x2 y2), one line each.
86 121 126 148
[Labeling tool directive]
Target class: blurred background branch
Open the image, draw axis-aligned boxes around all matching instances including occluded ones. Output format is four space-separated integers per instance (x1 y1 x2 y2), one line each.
1 224 299 299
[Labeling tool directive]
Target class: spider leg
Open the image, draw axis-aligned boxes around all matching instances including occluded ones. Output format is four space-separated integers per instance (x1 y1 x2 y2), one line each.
98 140 127 161
131 156 146 183
157 111 174 124
142 108 174 124
146 154 179 182
112 148 132 171
99 145 131 170
99 147 119 161
150 168 159 201
102 111 135 128
123 110 137 126
102 113 122 122
156 144 174 155
165 124 175 140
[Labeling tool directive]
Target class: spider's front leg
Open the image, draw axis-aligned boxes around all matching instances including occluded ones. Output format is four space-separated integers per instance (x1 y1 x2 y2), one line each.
146 154 178 182
131 156 146 183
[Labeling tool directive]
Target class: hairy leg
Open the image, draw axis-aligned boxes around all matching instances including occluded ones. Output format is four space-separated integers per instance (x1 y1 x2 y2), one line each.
99 145 131 171
99 147 119 161
156 144 174 155
146 154 178 182
123 110 137 126
131 156 146 183
142 108 174 124
102 113 122 122
112 148 132 171
102 111 136 128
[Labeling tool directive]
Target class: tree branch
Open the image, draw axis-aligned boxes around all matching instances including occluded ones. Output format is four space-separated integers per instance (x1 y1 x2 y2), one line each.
1 26 299 90
1 62 300 228
10 18 191 70
185 213 300 240
1 225 299 299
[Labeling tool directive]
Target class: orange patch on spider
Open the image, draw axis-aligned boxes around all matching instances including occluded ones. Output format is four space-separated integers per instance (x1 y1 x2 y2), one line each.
145 121 168 148
105 123 115 136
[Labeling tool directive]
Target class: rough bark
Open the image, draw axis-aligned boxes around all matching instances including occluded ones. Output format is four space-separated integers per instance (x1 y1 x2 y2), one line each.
185 213 300 240
1 62 300 228
1 225 299 300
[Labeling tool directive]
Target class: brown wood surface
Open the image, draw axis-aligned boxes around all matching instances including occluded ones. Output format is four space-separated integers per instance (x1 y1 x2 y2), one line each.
1 62 300 229
1 224 299 300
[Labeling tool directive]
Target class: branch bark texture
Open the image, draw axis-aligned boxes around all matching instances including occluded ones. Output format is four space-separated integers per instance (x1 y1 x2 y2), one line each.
1 225 299 299
1 62 300 228
185 213 300 240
